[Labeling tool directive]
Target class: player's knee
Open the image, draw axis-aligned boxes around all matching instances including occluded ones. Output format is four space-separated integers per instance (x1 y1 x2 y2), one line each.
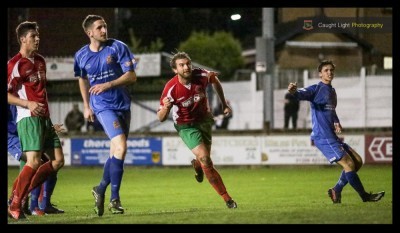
199 156 213 167
52 158 65 171
114 144 127 155
354 160 363 172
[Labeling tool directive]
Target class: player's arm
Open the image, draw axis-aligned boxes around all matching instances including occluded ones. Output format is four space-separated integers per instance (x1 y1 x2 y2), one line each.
333 111 342 134
157 97 173 122
7 92 45 116
209 73 231 116
89 71 137 95
78 77 95 122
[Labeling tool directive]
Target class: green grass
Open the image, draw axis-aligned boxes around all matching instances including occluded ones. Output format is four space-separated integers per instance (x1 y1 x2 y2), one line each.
7 164 392 224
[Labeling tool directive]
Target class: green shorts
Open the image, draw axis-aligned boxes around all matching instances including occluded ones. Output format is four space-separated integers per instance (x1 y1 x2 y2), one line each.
174 116 214 150
17 116 61 152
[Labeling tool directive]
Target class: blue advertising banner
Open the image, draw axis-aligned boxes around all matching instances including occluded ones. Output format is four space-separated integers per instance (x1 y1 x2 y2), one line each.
71 137 162 166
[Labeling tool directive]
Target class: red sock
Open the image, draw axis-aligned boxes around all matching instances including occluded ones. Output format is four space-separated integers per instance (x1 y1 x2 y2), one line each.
9 177 19 200
201 162 231 202
27 161 54 193
10 165 36 210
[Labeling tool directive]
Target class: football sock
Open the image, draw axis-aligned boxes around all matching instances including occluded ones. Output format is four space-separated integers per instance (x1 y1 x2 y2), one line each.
98 157 111 195
10 165 36 210
41 172 58 209
333 170 348 193
345 171 367 197
9 160 27 201
201 162 232 202
30 185 41 211
110 156 124 201
27 160 54 193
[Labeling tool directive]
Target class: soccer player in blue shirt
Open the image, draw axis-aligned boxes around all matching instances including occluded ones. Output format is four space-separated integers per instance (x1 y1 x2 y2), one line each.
287 60 385 204
74 15 137 216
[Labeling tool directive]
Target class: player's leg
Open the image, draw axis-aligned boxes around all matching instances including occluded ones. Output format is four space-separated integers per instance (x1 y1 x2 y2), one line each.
180 116 236 208
26 118 64 194
96 110 130 214
8 151 41 220
314 138 346 203
191 158 204 183
337 147 384 202
7 135 25 205
40 172 64 214
37 152 64 214
8 118 44 220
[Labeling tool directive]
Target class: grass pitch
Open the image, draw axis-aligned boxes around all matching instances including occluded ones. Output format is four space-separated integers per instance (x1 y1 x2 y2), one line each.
7 164 392 224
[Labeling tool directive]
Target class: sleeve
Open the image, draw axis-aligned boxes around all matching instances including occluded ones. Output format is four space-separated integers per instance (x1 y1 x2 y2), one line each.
7 62 23 93
332 111 340 124
74 53 86 78
116 40 136 72
158 82 175 111
295 85 316 101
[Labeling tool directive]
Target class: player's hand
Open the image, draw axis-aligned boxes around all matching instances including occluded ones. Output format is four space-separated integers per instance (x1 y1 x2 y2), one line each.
89 83 111 95
84 107 95 122
288 82 297 94
223 105 232 118
334 122 342 134
53 124 66 134
162 97 173 110
27 101 45 116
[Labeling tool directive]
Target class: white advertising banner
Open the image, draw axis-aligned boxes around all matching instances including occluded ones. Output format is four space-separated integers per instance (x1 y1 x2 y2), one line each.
162 136 261 165
260 135 365 165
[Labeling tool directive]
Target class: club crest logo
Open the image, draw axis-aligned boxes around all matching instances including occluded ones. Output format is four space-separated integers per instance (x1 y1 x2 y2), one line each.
152 151 161 163
303 19 313 31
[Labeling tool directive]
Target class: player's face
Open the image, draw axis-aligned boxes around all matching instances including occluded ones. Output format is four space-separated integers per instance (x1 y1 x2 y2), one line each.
89 20 108 42
21 30 40 53
173 58 192 80
319 64 335 84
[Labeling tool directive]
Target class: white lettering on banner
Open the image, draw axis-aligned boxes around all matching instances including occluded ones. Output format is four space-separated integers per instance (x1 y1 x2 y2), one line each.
368 137 392 161
83 139 150 148
162 136 261 165
260 135 365 165
161 135 365 165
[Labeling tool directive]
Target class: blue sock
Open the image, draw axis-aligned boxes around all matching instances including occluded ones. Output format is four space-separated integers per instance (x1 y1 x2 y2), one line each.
98 157 111 195
345 171 366 197
110 156 124 201
30 186 41 211
41 172 58 210
333 170 348 193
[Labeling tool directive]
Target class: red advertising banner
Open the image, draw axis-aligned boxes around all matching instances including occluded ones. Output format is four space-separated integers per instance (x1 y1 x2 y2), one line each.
364 135 392 164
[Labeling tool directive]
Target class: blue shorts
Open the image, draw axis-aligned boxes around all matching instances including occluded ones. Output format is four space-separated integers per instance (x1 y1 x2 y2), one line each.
313 138 351 164
96 110 131 139
8 132 22 161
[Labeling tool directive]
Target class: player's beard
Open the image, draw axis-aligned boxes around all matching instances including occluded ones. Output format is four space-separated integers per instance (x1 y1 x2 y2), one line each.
179 70 192 80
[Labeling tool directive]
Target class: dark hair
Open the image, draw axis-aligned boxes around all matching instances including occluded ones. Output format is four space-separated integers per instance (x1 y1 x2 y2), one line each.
82 15 104 31
318 60 335 72
16 21 39 45
170 51 191 69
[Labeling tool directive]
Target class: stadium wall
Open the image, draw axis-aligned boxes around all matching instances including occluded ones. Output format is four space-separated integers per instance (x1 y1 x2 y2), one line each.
8 133 392 166
46 70 392 133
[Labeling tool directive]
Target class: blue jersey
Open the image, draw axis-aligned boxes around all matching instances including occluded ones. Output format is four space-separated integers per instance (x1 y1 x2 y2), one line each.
73 39 136 114
293 81 340 140
8 104 18 136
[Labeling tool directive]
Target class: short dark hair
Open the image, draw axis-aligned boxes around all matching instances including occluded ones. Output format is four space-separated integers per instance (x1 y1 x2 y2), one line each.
170 51 191 69
318 60 335 72
16 21 39 45
82 15 104 31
